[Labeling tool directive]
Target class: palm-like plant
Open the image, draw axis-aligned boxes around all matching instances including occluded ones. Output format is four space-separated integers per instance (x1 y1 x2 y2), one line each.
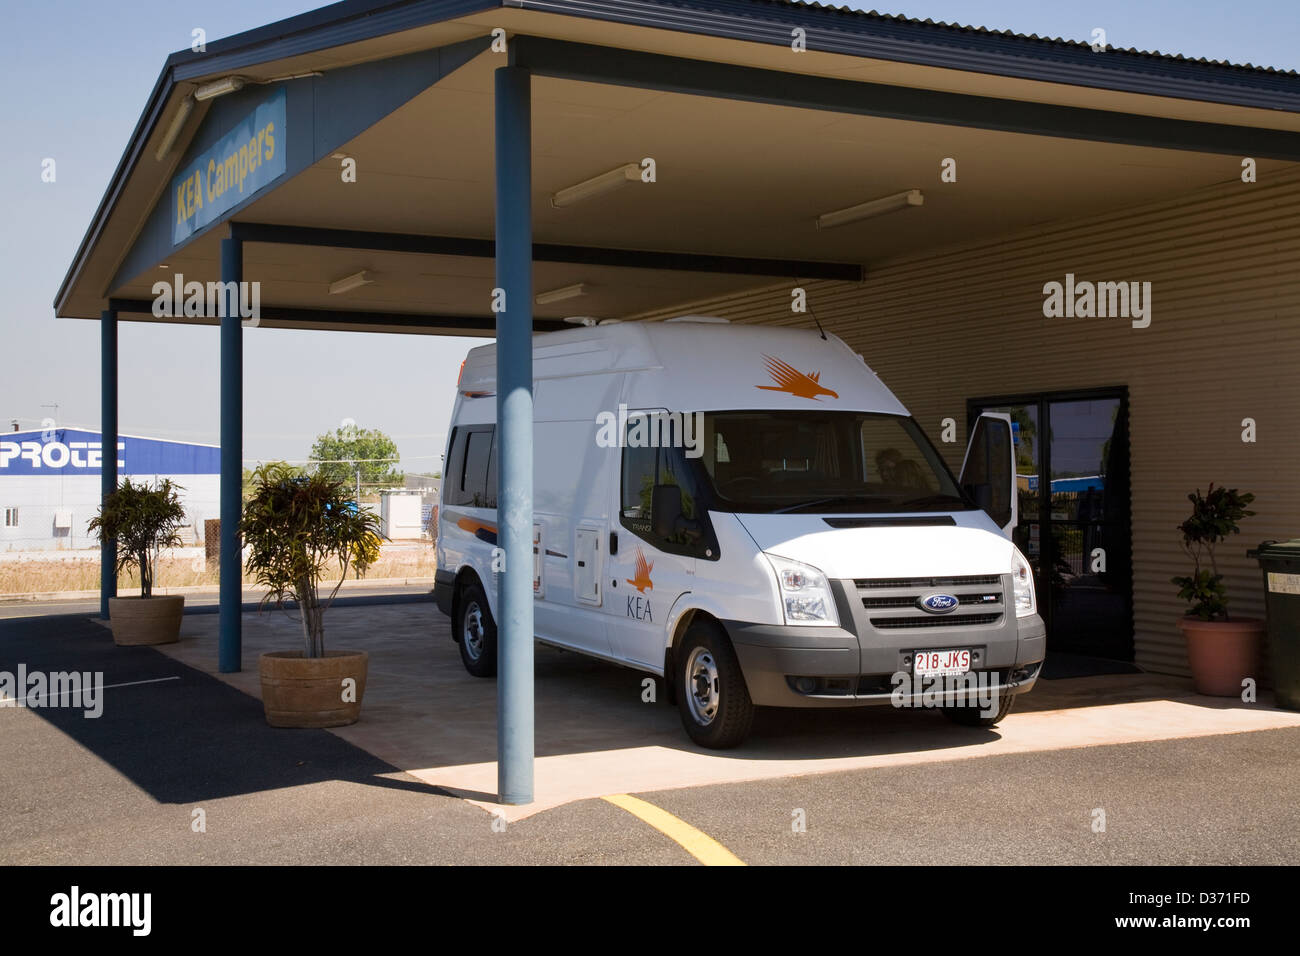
88 478 187 597
240 462 383 658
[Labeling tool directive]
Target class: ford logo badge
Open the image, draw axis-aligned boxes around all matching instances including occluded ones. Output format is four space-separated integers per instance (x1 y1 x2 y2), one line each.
919 592 959 614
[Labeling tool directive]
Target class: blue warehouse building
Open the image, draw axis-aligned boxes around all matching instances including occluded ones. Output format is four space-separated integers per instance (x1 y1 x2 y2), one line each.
0 427 220 552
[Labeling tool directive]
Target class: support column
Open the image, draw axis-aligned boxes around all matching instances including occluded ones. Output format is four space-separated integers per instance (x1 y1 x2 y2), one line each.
99 308 117 620
218 237 243 673
494 65 534 805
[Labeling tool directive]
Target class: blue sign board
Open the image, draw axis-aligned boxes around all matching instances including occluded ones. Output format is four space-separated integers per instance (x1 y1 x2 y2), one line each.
171 89 286 244
0 430 220 477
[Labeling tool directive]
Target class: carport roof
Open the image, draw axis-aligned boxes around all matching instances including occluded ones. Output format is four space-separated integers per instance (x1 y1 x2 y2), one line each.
56 0 1300 326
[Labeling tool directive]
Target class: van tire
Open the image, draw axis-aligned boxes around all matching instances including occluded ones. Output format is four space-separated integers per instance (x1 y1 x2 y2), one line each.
676 621 753 749
456 579 498 678
942 690 1014 727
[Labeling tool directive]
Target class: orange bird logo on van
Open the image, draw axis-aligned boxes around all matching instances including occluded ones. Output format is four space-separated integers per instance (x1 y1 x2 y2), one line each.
756 355 839 400
626 549 654 593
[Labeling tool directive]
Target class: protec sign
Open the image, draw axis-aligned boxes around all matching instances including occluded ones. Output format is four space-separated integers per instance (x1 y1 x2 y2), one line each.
0 430 219 477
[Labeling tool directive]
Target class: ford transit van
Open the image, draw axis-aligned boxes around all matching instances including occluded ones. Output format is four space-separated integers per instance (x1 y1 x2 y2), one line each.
434 317 1045 748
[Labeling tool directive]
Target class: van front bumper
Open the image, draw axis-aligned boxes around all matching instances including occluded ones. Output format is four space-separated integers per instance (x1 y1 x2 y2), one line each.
723 613 1046 709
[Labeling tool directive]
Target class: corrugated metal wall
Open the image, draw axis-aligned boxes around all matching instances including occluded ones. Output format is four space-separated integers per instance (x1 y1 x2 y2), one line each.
635 168 1300 675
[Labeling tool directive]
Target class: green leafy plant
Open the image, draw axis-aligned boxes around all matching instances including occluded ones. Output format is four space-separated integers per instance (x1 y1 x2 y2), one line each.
87 478 187 598
1171 483 1256 621
240 462 383 657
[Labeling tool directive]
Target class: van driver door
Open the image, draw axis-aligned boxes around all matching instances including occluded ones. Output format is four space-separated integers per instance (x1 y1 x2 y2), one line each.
960 412 1018 539
605 409 698 671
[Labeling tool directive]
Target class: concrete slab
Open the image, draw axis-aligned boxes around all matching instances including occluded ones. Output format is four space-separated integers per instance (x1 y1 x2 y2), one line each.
160 604 1300 821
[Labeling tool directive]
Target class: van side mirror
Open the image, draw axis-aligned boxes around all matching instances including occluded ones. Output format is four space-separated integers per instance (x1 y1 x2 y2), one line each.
652 484 684 539
964 482 993 512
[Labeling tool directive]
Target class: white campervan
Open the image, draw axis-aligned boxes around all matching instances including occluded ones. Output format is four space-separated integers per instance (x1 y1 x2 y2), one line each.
434 318 1045 748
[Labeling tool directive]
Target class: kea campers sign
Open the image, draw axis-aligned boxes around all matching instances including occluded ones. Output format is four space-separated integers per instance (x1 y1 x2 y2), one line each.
171 88 286 244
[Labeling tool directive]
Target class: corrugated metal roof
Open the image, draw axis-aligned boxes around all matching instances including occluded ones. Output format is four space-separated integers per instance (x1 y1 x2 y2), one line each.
754 1 1296 75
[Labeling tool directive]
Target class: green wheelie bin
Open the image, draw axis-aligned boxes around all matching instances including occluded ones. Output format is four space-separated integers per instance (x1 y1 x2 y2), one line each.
1247 540 1300 710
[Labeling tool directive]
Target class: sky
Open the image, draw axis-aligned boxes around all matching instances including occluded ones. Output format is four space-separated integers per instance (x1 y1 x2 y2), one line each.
2 0 1297 473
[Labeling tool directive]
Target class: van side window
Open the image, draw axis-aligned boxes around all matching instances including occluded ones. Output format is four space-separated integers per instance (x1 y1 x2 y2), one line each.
621 440 656 518
485 428 499 509
446 426 494 507
463 429 493 507
619 414 716 559
444 428 468 505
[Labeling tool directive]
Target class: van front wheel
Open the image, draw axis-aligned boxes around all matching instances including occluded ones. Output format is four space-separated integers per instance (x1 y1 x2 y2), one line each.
676 622 754 749
456 579 498 678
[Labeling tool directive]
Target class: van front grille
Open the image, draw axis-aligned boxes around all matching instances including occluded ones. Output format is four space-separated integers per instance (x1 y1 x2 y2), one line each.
854 574 1001 590
870 612 1003 630
851 574 1008 634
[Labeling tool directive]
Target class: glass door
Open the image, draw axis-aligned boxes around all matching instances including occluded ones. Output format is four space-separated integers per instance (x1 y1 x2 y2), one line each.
969 390 1134 661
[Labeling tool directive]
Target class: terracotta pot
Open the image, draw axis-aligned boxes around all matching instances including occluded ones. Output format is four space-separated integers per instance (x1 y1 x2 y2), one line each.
258 650 368 728
1178 617 1265 697
108 595 184 646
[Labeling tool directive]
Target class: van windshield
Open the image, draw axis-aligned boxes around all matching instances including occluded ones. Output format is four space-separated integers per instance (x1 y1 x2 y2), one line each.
696 410 969 515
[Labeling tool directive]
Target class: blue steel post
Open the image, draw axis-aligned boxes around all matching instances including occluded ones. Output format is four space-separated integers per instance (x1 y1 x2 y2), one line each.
219 237 243 673
99 308 118 619
494 65 534 805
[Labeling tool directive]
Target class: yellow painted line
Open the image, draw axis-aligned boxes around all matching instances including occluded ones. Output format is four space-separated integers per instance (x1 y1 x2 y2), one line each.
602 793 746 866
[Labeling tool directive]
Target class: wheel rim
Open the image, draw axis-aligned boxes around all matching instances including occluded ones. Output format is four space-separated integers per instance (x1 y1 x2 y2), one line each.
685 646 720 726
463 601 484 661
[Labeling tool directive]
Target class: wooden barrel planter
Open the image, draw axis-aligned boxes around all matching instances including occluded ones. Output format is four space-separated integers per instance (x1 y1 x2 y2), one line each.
108 595 185 646
258 650 369 728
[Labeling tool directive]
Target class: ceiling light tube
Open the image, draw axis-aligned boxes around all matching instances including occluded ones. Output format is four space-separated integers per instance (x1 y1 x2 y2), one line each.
536 283 588 305
328 270 374 295
550 164 640 208
193 76 246 101
154 95 195 161
816 188 924 229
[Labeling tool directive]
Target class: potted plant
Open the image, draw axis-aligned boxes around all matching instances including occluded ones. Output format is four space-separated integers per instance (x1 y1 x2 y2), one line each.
88 478 188 645
1172 483 1264 696
240 462 383 727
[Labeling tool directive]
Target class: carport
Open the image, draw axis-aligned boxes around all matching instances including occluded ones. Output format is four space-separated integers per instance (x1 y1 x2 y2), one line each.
56 0 1300 804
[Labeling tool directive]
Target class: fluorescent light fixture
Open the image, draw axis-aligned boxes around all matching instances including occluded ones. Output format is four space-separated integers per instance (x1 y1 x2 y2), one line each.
563 316 598 327
536 283 588 305
816 188 924 230
193 76 246 101
154 95 194 161
551 164 639 208
328 271 374 295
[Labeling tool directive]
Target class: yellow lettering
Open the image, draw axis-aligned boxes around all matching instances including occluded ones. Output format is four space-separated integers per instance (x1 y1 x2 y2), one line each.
177 183 187 224
263 122 274 161
206 159 216 203
192 170 202 209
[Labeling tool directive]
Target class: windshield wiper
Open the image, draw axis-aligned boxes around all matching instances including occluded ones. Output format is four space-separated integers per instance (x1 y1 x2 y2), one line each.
897 493 970 511
771 495 891 514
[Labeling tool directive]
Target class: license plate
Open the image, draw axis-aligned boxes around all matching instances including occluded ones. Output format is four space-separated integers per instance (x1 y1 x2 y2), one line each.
914 648 971 677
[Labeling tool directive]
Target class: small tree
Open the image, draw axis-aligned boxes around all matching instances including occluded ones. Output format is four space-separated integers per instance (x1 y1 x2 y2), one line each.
88 478 187 597
240 462 383 658
309 424 402 486
1171 483 1256 621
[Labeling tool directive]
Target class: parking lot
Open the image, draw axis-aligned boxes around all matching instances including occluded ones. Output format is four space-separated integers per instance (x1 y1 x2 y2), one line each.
4 600 1299 865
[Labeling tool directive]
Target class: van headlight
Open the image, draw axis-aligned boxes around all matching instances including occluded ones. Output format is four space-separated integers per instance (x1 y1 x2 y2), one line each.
766 553 840 627
1012 548 1036 617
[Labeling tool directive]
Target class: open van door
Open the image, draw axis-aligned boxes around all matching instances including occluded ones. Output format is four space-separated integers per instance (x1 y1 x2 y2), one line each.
960 412 1017 539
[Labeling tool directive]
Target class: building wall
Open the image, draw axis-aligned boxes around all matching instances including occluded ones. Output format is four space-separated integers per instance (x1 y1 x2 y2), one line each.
635 170 1300 676
0 474 220 552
